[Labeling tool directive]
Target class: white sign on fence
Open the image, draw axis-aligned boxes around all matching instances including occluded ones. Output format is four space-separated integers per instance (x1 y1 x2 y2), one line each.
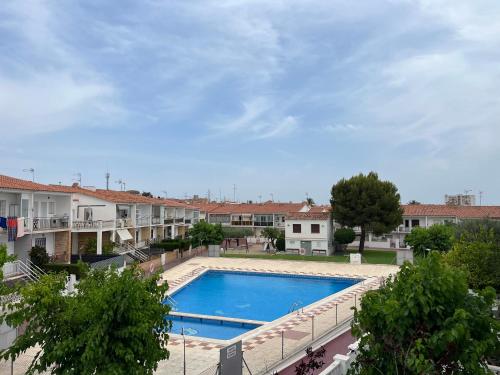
350 253 361 265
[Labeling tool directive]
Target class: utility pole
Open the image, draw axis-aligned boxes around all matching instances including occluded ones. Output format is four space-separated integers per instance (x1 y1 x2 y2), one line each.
219 188 222 203
208 189 211 202
479 191 484 206
270 193 274 202
105 171 110 190
22 168 35 182
258 195 262 203
233 184 237 202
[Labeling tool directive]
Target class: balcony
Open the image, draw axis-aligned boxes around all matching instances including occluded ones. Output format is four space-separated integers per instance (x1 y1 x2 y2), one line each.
136 216 151 226
115 218 133 228
231 221 253 226
73 220 115 230
152 217 161 225
175 218 184 224
184 219 192 224
33 217 70 231
254 222 274 227
164 218 174 225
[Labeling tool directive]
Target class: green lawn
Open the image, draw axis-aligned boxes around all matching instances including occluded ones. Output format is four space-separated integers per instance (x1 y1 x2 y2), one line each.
221 249 397 265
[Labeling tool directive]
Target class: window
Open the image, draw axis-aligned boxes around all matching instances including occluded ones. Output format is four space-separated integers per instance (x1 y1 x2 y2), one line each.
21 199 29 218
48 202 56 215
404 219 410 227
293 224 301 233
9 204 19 217
35 237 46 249
0 200 6 217
311 224 320 233
84 207 93 221
411 219 420 227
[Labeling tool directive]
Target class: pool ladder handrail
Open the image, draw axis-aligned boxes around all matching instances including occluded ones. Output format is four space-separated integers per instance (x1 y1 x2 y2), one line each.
288 300 303 314
166 295 178 310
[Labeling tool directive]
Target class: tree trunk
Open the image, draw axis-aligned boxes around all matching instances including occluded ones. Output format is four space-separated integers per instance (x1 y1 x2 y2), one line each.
359 226 366 253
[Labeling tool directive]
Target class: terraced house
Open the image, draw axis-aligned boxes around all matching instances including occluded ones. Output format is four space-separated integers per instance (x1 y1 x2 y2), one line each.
0 175 200 280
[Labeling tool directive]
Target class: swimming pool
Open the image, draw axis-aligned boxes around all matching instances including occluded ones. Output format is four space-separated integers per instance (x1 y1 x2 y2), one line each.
169 315 261 340
169 270 361 323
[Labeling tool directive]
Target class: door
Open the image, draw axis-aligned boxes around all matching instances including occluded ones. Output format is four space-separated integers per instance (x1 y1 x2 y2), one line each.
300 241 312 256
40 202 48 217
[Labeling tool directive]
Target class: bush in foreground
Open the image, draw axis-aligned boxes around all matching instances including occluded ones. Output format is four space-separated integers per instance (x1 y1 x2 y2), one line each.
349 253 499 375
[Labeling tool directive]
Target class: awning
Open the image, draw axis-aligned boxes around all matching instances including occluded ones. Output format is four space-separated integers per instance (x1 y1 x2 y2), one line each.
116 229 133 241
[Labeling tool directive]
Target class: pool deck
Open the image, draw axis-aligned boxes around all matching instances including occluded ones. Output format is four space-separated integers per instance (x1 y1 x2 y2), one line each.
0 257 397 375
155 256 398 375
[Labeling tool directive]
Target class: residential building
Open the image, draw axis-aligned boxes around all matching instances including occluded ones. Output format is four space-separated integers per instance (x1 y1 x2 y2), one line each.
284 207 333 255
202 201 308 235
445 194 476 206
0 175 73 278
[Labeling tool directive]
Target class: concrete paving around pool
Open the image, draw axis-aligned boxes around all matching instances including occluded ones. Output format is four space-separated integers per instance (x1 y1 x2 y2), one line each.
0 257 397 375
155 256 398 375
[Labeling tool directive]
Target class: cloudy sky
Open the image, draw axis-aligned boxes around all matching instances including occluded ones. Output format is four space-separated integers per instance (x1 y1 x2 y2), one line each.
1 0 499 204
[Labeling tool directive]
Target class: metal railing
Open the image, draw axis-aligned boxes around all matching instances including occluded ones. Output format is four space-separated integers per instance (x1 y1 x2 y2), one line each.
136 216 151 226
175 218 184 224
115 218 133 228
114 242 149 263
32 217 69 231
73 220 115 230
152 217 161 225
4 259 46 282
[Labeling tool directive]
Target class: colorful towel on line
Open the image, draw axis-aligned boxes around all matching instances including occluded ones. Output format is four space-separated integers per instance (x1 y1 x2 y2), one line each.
7 217 18 241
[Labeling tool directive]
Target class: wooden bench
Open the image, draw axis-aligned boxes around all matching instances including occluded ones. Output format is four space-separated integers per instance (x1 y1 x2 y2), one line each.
286 248 300 255
312 249 327 256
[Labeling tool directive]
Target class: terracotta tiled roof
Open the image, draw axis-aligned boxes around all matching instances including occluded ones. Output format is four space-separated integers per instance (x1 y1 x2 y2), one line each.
208 202 306 215
402 204 500 219
0 175 71 193
286 211 331 220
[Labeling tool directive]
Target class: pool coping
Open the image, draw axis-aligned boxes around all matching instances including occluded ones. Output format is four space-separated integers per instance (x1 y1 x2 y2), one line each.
165 266 380 348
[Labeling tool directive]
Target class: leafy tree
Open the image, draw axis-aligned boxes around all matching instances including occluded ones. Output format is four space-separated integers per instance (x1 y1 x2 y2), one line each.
333 227 355 253
262 227 281 249
188 221 224 247
0 244 15 295
275 232 285 252
221 227 254 239
142 191 153 197
306 197 315 206
0 265 170 375
29 246 49 268
445 233 500 292
295 346 326 375
349 253 499 375
331 172 403 252
454 218 500 245
81 238 115 255
407 200 421 205
404 224 455 256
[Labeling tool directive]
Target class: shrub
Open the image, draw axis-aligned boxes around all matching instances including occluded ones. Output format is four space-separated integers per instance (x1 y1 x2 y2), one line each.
43 261 88 280
221 227 253 239
29 246 49 268
334 228 355 244
276 233 285 252
404 224 455 256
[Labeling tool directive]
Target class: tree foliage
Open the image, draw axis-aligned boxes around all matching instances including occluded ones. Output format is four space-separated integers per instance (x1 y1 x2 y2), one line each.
0 266 170 375
331 172 403 252
349 253 499 375
0 243 15 295
334 227 356 245
295 346 326 375
29 246 50 267
404 224 455 256
262 227 281 249
275 232 286 252
188 221 224 246
221 227 254 239
445 224 500 292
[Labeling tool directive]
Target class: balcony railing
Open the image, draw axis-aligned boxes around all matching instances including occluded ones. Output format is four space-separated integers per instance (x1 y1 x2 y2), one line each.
136 216 151 226
115 218 133 228
254 222 274 227
152 217 161 225
231 221 253 226
164 218 174 225
73 220 115 230
33 217 70 231
184 219 192 224
175 218 184 224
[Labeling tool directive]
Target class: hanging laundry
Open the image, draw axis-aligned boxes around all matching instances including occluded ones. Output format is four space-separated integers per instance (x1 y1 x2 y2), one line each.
7 217 18 242
17 217 25 238
0 217 6 229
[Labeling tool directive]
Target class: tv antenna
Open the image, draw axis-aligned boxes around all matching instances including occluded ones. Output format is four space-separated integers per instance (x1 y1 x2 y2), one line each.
22 168 35 182
115 179 126 191
73 172 82 186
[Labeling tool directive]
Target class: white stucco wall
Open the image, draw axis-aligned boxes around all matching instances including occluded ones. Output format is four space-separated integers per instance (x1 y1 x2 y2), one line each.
72 194 116 222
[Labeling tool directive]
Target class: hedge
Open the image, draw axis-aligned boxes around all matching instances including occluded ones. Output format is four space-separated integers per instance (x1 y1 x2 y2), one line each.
154 239 191 251
43 262 88 279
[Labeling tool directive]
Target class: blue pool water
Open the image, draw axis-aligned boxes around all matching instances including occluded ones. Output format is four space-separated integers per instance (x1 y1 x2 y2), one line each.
169 315 260 340
169 271 361 322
